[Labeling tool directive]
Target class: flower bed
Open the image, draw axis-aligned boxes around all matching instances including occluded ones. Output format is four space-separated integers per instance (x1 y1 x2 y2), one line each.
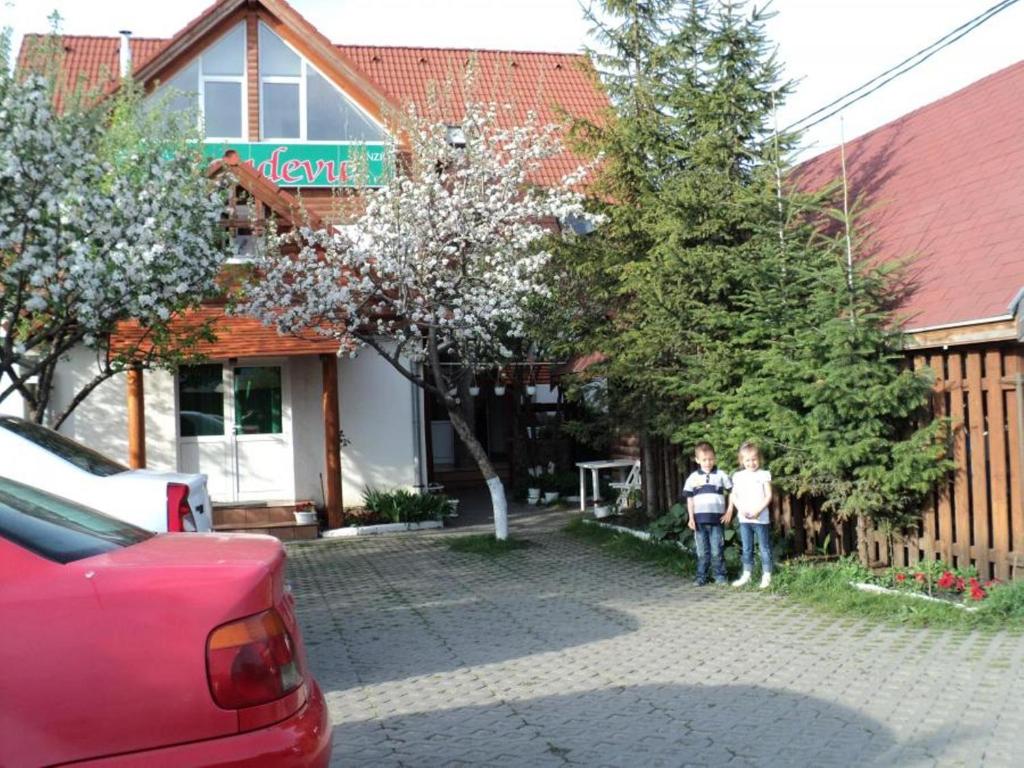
862 560 999 606
322 488 455 537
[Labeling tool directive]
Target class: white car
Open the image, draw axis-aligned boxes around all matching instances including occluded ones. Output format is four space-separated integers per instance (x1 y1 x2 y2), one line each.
0 416 212 533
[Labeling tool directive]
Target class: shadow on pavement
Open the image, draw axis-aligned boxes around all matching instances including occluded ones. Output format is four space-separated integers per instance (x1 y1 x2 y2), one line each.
328 682 904 767
308 587 639 688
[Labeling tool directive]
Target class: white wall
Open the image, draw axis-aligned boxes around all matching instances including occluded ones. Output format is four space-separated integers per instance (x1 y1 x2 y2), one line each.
0 374 25 417
38 344 426 507
534 382 559 405
290 355 328 505
47 346 177 470
339 348 423 507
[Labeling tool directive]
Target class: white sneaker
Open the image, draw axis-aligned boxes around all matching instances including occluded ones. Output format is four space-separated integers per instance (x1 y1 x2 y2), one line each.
732 571 751 587
759 573 772 589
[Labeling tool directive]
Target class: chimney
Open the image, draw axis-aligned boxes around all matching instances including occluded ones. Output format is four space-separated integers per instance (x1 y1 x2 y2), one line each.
118 30 132 77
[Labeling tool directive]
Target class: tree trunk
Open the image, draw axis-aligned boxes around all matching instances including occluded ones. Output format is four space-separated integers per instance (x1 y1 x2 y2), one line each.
447 403 509 540
856 515 870 567
456 370 476 468
642 431 658 516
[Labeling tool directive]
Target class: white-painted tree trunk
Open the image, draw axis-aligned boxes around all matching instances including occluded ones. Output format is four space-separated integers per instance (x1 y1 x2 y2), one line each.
486 475 509 540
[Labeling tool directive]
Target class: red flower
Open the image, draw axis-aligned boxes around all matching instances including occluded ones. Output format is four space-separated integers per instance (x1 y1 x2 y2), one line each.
969 584 987 601
914 572 927 583
955 577 965 592
895 572 906 583
937 572 956 589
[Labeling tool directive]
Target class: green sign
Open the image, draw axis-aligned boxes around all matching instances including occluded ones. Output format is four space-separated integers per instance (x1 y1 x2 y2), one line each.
204 142 390 187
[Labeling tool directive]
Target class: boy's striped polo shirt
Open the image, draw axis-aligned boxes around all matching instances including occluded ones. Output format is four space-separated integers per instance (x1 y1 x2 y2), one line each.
682 468 731 525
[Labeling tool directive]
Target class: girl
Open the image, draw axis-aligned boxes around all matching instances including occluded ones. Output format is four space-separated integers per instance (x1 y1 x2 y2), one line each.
727 442 774 588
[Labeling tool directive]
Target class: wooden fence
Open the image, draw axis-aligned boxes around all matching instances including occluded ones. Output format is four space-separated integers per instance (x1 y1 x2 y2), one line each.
629 342 1024 580
863 344 1023 580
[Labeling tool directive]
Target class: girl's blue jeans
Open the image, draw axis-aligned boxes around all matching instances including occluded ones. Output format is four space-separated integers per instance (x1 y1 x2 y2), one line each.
739 523 773 574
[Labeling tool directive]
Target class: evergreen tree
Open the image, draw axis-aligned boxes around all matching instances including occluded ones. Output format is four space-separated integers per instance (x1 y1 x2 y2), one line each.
540 0 950 542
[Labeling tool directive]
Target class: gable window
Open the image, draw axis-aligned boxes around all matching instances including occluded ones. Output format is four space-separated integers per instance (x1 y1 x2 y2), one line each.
151 23 246 141
258 22 383 142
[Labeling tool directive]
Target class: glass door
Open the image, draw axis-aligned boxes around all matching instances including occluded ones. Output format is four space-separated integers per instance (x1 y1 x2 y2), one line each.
178 362 292 502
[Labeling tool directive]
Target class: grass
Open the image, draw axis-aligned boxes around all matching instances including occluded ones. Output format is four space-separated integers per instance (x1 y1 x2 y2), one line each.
564 517 695 576
565 516 1024 630
447 534 534 556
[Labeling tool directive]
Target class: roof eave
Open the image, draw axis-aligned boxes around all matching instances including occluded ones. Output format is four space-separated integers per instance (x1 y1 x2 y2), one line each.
904 316 1017 349
132 0 245 86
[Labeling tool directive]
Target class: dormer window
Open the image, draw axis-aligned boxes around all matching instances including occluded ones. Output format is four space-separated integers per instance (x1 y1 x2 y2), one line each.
258 23 384 142
151 22 246 141
445 126 467 148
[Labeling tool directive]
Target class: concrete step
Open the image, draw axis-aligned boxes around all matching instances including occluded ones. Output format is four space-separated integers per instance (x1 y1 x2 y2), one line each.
212 501 315 527
216 521 320 541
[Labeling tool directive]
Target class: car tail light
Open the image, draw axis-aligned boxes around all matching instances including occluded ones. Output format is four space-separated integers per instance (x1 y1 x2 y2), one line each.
206 609 304 709
166 482 195 532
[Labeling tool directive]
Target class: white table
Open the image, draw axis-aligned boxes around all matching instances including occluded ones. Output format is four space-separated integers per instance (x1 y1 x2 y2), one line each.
575 459 639 512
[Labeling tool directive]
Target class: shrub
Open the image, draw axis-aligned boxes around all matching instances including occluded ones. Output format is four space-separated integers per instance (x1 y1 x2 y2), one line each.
648 502 741 567
362 487 452 524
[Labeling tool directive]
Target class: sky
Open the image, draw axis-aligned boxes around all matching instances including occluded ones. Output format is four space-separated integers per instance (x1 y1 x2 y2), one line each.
3 0 1023 160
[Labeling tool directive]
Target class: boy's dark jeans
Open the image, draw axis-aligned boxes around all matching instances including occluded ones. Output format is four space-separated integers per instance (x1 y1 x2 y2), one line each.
694 522 726 583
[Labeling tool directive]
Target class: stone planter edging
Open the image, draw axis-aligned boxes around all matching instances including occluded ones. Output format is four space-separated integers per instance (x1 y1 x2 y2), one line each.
323 520 444 538
582 518 689 552
850 581 979 612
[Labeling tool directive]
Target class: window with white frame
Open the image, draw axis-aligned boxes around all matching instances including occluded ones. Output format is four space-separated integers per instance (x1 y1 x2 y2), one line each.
150 23 246 141
258 22 384 142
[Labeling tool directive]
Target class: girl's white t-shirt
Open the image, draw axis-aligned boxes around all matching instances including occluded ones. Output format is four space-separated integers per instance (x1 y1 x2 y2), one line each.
731 468 771 524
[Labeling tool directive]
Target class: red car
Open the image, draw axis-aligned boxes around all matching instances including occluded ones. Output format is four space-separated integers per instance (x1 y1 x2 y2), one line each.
0 477 331 767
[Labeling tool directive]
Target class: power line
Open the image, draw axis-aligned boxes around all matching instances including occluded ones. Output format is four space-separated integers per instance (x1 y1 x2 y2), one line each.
784 0 1022 134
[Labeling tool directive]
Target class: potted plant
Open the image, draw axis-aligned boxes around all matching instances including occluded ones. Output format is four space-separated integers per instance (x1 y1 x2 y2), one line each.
294 501 317 525
494 384 506 396
537 471 559 504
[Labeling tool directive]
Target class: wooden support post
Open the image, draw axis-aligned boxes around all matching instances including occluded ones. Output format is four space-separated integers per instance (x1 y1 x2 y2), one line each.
126 364 146 469
321 354 343 529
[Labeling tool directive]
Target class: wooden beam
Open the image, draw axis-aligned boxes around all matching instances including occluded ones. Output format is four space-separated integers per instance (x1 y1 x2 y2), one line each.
126 364 146 469
321 353 343 528
904 318 1015 350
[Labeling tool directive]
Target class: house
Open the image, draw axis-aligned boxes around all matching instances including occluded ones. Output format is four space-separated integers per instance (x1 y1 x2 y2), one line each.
15 0 607 527
791 59 1024 578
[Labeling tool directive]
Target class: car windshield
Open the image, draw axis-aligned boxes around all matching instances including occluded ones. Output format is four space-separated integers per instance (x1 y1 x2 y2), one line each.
0 416 127 477
0 477 152 563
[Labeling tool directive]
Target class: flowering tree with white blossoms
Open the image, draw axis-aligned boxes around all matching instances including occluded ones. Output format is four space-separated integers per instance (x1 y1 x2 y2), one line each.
0 39 227 427
240 100 593 539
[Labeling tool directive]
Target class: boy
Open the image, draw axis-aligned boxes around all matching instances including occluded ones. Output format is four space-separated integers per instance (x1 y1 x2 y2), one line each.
682 442 732 586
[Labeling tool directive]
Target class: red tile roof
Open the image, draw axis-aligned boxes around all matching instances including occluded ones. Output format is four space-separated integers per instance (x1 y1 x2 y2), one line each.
337 46 605 184
792 60 1024 331
19 34 603 186
17 36 167 108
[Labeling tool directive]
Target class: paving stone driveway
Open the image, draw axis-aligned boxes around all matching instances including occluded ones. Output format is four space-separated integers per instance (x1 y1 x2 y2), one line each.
288 510 1024 767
